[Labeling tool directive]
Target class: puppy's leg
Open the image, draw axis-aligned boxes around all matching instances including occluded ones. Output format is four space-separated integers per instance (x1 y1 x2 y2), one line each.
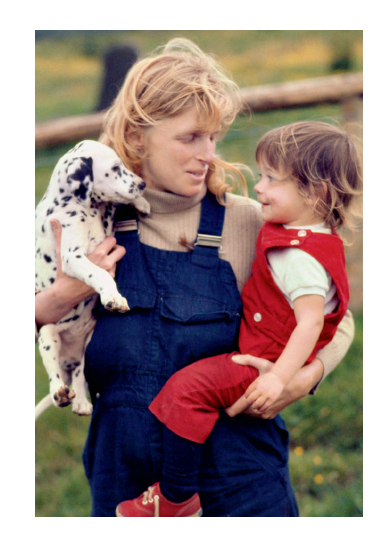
71 359 93 415
61 231 129 312
38 325 75 407
71 330 93 416
64 253 129 311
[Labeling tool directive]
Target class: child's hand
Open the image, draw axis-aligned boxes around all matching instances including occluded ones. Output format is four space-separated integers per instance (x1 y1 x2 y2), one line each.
244 371 286 412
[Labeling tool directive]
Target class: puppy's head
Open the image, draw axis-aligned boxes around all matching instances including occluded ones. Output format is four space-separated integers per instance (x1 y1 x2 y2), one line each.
69 140 146 205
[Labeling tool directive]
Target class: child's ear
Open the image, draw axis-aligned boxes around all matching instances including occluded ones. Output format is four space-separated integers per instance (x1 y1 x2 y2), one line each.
307 182 327 207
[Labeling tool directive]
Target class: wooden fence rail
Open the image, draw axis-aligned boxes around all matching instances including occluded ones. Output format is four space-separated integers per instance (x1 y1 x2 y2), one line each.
35 72 363 149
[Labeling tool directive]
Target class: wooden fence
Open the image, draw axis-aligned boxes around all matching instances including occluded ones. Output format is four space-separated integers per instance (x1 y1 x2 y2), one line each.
35 72 363 149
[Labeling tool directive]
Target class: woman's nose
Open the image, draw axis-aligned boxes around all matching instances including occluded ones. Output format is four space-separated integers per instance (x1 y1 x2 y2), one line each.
197 138 215 164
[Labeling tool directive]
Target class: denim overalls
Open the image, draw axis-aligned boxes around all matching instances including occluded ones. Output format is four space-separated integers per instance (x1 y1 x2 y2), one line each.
83 191 299 517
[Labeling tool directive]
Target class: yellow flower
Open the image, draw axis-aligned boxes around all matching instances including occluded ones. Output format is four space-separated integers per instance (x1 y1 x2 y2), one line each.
313 456 322 465
294 446 304 456
314 474 324 485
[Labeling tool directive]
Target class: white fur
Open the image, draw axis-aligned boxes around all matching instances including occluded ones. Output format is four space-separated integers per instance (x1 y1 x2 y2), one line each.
35 140 149 419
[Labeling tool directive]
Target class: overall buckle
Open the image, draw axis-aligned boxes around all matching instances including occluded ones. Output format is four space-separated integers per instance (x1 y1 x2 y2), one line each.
195 233 222 248
114 219 138 233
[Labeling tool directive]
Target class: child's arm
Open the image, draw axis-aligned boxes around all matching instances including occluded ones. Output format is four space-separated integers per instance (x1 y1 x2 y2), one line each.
243 294 325 412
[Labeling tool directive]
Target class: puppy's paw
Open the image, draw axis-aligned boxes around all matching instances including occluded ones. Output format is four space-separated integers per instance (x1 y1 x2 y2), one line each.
102 294 130 313
52 385 76 408
132 197 150 215
72 398 93 416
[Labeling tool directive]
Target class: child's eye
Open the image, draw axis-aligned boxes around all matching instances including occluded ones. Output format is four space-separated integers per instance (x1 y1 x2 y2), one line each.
258 172 275 182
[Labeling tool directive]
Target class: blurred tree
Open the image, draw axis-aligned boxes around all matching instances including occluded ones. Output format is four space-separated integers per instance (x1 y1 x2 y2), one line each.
328 32 354 72
95 45 138 111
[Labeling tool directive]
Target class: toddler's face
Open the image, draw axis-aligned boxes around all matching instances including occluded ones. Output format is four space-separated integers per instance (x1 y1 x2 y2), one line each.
254 159 322 227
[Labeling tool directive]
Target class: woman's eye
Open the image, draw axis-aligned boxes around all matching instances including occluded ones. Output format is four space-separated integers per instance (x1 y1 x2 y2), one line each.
180 134 197 143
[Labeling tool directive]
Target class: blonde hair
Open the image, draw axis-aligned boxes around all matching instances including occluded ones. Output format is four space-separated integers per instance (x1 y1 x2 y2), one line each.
100 38 247 200
255 121 362 234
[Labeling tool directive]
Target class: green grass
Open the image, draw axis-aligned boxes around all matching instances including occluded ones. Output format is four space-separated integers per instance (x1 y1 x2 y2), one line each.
285 314 363 517
35 31 362 517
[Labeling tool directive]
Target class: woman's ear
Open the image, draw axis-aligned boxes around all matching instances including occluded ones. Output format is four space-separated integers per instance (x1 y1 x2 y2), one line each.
127 127 148 150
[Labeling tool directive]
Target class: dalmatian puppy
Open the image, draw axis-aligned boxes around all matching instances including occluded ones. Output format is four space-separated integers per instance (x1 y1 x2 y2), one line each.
35 140 149 420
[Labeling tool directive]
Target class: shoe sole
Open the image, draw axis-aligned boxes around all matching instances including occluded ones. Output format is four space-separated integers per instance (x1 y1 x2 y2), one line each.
116 507 202 517
188 508 203 517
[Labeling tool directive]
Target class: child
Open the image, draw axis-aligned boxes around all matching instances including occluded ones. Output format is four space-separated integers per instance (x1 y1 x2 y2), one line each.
116 121 362 517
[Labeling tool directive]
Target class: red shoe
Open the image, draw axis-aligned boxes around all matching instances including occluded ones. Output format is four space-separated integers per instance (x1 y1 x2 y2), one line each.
116 482 202 517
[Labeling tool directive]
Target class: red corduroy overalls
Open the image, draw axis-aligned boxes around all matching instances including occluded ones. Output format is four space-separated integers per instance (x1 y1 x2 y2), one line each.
149 222 350 443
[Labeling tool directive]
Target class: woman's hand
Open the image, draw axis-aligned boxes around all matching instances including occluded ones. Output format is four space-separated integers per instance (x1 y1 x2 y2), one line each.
225 354 324 419
35 219 126 327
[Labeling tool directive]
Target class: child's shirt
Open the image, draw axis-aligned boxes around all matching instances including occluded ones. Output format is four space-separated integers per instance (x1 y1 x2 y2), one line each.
266 223 339 315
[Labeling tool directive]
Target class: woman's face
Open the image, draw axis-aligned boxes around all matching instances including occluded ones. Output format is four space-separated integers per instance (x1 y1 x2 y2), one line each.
138 107 220 197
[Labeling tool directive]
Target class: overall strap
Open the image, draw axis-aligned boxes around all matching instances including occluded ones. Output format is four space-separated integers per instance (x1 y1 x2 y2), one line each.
113 192 225 266
192 190 226 266
113 204 138 233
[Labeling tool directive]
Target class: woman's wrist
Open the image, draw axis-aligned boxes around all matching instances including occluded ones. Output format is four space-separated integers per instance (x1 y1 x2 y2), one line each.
35 277 94 328
298 357 324 396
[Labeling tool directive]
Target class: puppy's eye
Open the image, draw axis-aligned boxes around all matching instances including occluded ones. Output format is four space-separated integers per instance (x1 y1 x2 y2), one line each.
112 165 121 173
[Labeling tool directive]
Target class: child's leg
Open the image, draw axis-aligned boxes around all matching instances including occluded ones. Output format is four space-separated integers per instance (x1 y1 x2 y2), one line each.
116 356 259 514
150 352 259 444
150 353 259 503
160 426 203 503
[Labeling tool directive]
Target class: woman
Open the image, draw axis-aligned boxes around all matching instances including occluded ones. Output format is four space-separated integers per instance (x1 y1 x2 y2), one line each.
36 38 354 517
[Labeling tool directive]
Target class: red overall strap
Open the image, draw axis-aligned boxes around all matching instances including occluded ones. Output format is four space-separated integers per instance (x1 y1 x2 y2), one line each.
239 222 350 363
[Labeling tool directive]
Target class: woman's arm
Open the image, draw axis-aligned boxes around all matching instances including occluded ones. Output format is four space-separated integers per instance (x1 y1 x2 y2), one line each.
315 309 354 383
36 219 126 329
226 308 354 419
225 355 324 419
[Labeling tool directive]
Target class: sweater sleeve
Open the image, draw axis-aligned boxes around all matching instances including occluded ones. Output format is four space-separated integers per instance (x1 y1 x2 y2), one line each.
311 309 354 392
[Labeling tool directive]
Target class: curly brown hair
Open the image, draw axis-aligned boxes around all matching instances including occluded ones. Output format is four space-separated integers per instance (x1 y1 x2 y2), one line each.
255 121 362 233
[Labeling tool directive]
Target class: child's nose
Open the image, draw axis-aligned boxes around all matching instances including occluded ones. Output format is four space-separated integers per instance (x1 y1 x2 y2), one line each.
254 181 263 195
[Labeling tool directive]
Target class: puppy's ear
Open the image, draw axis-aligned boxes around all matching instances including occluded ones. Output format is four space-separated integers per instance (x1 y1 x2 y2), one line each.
66 157 94 203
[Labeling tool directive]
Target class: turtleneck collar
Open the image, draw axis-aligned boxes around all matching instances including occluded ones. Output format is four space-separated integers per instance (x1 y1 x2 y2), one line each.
143 183 207 214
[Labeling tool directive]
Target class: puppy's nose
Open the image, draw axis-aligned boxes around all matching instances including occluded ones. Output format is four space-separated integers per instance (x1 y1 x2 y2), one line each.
139 181 146 190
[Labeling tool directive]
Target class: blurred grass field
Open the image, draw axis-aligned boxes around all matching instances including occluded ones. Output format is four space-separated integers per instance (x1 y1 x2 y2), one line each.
35 30 363 517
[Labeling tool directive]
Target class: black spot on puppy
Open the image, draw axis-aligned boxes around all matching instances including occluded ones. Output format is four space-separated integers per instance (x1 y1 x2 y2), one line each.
68 157 93 201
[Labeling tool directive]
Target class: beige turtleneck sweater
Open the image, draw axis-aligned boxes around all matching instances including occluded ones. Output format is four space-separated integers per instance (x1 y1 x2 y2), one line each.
136 184 354 383
138 185 262 292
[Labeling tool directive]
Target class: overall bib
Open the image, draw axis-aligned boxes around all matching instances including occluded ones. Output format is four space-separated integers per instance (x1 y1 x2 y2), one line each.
83 191 299 517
